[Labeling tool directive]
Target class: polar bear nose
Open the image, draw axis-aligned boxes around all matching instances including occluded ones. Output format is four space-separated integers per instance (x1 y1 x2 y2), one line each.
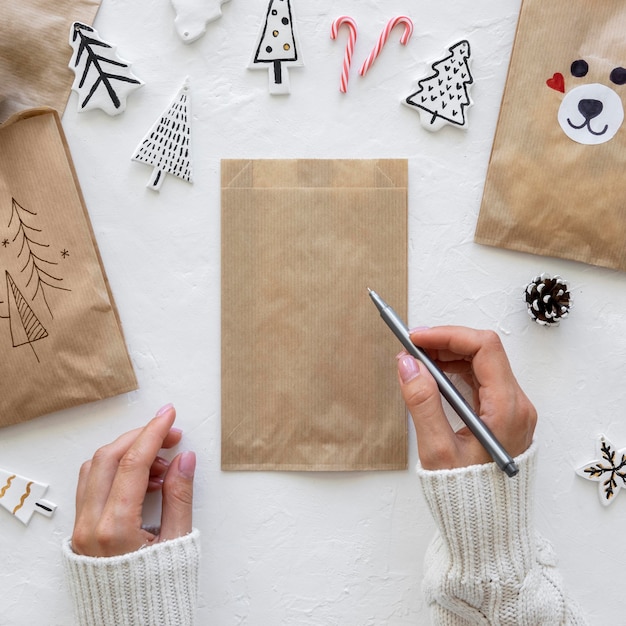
578 99 603 120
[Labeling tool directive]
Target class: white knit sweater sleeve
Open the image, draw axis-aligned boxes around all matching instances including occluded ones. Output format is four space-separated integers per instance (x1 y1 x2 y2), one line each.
62 528 201 626
417 444 587 625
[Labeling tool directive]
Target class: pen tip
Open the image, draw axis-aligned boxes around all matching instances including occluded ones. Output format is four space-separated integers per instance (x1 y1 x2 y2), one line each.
367 287 372 293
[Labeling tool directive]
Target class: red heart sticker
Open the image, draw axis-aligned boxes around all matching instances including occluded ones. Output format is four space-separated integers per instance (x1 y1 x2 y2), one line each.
546 72 565 93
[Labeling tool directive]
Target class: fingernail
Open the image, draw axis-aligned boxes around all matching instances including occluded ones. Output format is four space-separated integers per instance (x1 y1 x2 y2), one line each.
153 456 171 471
156 403 174 416
409 326 430 333
398 354 420 383
395 350 408 360
178 451 196 479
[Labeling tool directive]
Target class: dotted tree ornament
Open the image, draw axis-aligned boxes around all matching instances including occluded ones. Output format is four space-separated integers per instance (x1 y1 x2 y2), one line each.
524 273 571 325
250 0 303 95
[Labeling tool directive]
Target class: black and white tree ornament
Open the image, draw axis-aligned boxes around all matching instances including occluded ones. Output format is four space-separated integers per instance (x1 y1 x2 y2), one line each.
576 435 626 506
249 0 303 95
524 273 571 325
131 80 193 191
68 22 143 115
404 40 473 131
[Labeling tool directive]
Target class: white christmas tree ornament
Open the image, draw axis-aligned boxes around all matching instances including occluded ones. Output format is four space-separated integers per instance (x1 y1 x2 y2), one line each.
405 40 474 132
68 22 144 116
576 435 626 506
171 0 231 44
249 0 303 95
0 468 56 525
132 80 193 191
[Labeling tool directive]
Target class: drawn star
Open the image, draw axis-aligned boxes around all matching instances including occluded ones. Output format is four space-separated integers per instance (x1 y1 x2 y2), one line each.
1 238 8 247
576 435 626 506
61 249 70 258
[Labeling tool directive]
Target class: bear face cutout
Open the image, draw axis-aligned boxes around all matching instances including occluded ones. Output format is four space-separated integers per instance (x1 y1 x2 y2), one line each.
552 59 625 145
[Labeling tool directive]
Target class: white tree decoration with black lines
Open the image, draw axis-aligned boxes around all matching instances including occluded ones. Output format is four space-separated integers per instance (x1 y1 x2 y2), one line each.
576 435 626 506
68 22 144 116
250 0 302 95
7 198 70 318
132 81 193 191
405 40 474 132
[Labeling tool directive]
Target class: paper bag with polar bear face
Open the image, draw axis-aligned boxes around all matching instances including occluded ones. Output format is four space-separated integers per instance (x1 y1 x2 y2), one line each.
475 0 626 271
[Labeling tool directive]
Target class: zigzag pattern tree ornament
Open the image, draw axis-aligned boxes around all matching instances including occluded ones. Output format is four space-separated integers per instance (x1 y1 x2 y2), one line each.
132 80 193 191
69 22 144 115
576 435 626 506
0 467 56 525
405 40 474 132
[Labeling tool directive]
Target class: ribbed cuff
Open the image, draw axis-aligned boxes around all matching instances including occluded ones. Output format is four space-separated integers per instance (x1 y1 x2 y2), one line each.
62 529 201 626
417 443 537 585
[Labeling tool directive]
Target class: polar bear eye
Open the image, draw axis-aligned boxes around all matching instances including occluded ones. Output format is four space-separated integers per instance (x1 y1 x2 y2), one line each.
610 67 626 85
570 59 589 77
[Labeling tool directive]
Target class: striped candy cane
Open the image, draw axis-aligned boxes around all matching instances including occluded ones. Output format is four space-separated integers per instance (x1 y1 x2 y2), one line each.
331 16 358 93
359 16 414 77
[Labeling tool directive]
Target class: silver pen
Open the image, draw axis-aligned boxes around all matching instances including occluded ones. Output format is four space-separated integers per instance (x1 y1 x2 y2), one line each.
368 288 519 477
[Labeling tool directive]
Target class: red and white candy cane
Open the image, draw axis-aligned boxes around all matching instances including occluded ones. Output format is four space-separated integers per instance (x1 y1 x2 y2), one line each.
359 16 414 77
331 16 358 93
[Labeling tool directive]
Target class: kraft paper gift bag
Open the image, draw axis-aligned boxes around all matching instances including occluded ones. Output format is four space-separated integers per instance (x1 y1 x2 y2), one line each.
0 0 101 122
221 159 407 471
0 108 137 427
475 0 626 271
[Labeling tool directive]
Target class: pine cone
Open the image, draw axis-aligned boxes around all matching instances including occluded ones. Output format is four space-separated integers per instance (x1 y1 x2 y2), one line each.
524 273 571 325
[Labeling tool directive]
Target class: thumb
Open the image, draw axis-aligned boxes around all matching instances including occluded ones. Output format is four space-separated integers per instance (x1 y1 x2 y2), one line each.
160 451 195 541
397 354 458 468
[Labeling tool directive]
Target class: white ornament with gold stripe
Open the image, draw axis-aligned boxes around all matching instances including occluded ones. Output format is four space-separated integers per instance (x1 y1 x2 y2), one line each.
0 468 56 524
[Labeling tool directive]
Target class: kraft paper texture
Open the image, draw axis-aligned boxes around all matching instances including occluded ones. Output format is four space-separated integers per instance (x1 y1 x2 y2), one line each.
0 0 101 122
0 108 137 426
475 0 626 271
221 159 408 471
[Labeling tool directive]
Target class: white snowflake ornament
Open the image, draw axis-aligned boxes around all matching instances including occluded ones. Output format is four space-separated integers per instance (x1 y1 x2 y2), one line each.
576 435 626 506
404 40 474 131
68 22 144 115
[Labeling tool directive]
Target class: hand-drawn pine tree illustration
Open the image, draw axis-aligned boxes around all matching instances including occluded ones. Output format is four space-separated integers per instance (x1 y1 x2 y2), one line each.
250 0 302 95
7 197 70 318
68 21 144 116
576 436 626 506
4 271 48 363
405 40 473 132
131 81 193 191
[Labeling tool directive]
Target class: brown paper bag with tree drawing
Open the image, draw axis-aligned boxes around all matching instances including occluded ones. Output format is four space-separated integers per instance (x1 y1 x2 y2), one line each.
221 159 408 471
0 108 137 427
0 0 101 122
475 0 626 271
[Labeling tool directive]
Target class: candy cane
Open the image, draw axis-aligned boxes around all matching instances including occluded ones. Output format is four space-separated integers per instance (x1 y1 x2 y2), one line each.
359 16 414 77
331 16 358 93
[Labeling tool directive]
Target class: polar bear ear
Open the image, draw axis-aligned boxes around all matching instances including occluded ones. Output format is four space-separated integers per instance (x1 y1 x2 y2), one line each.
610 67 626 85
570 59 589 77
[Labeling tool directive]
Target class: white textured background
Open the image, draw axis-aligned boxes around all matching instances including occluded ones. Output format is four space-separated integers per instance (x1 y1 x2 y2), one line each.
1 0 624 623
